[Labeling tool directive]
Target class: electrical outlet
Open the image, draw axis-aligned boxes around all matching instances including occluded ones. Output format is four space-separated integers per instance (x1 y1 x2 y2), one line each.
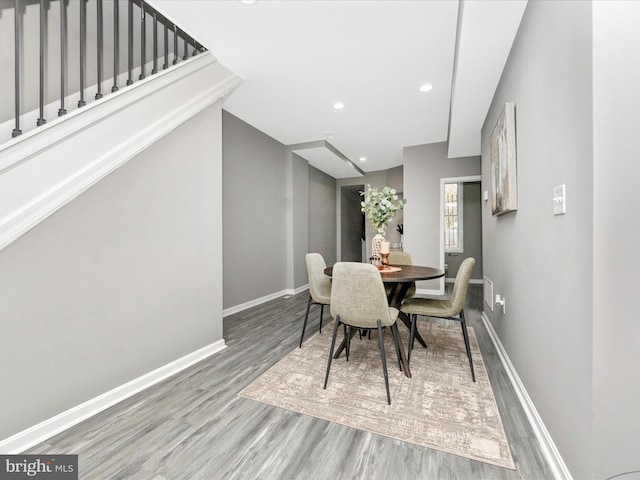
553 184 566 215
495 294 506 314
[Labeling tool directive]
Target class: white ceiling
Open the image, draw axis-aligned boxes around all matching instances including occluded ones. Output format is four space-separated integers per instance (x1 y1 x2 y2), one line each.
151 0 527 178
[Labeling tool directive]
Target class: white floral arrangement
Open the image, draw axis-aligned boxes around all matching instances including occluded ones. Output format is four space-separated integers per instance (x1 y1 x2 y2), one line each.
360 184 406 235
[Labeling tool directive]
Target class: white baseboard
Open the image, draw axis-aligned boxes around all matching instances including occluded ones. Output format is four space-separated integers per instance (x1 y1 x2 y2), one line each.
445 278 484 284
415 288 443 296
292 284 309 295
481 312 572 480
0 339 226 454
223 286 308 317
224 290 290 317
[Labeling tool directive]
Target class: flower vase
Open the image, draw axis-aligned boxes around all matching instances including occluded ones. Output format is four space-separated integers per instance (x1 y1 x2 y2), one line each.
372 233 385 260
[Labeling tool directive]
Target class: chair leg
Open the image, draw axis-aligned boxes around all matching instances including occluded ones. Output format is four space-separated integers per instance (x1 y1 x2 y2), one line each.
377 320 391 405
459 309 476 382
299 295 313 348
324 317 341 390
390 321 402 371
346 326 351 361
408 314 417 362
319 304 324 333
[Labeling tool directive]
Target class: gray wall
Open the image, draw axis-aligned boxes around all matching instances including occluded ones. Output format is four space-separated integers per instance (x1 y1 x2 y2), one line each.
337 170 393 261
384 166 405 248
222 111 287 308
222 114 338 302
445 181 483 280
592 2 640 478
404 142 480 292
481 1 593 478
340 184 364 262
0 102 224 440
292 154 310 288
309 165 337 266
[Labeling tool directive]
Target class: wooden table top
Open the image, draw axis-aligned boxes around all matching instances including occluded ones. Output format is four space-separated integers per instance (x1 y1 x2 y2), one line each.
323 264 444 283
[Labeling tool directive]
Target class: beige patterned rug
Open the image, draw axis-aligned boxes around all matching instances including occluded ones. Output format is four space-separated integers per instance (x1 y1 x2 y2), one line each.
239 318 515 470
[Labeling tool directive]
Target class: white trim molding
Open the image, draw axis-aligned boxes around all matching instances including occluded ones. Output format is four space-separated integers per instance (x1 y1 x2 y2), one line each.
0 53 242 253
481 312 573 480
438 175 481 294
0 339 226 454
292 284 310 295
415 288 443 297
445 278 484 284
223 287 309 317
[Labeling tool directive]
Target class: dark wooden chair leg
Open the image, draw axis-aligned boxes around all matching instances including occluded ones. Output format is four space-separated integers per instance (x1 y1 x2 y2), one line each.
299 295 313 348
319 304 324 333
324 317 341 389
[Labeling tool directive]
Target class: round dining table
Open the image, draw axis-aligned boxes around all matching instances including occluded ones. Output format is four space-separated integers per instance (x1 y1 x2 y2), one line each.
323 264 444 378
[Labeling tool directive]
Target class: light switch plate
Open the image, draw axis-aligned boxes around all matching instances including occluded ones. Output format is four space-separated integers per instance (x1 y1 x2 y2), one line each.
553 184 566 215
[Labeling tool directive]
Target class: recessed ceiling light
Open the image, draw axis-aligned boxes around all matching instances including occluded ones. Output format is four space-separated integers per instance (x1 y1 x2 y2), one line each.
359 157 366 162
419 84 433 92
333 102 344 110
238 0 259 5
324 132 335 140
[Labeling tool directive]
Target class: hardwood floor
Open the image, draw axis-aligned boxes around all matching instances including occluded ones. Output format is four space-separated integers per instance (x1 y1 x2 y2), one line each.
26 286 554 479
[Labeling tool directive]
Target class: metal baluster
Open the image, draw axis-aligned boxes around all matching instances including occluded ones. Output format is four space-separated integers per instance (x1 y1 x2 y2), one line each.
151 10 157 74
37 0 46 126
59 0 67 116
78 0 86 107
139 0 146 80
127 0 133 85
173 25 178 65
112 0 119 92
183 32 188 60
12 0 22 137
95 0 103 100
163 20 168 69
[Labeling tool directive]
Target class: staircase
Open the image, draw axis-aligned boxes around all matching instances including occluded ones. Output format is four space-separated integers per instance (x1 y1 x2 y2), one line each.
1 0 205 141
0 0 242 252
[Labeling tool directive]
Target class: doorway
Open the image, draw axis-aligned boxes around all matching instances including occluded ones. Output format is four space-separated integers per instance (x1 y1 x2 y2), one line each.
440 175 483 291
341 185 365 262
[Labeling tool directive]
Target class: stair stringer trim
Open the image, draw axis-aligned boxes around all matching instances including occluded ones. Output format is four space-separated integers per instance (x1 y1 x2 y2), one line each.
0 53 242 253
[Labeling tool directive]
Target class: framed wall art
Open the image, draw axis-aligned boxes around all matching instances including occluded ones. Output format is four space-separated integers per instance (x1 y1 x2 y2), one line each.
490 102 518 216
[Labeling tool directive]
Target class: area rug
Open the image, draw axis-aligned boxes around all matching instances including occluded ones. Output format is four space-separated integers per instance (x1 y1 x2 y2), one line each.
238 317 515 470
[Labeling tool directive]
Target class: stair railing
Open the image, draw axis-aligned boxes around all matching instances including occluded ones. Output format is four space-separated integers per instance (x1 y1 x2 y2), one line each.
3 0 206 143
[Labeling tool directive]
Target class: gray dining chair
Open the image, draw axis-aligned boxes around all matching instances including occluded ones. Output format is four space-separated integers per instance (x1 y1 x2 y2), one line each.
387 251 416 300
324 262 403 405
400 257 476 382
299 253 332 348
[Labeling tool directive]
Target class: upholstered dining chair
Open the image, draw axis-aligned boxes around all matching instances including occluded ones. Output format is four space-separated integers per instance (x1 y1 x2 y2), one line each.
400 257 476 382
387 251 416 300
324 262 403 405
299 253 332 348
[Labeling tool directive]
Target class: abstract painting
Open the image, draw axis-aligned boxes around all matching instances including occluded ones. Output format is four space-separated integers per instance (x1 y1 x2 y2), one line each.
490 102 518 216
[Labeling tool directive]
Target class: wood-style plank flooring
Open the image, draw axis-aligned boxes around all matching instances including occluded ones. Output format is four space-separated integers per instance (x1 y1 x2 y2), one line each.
26 286 554 479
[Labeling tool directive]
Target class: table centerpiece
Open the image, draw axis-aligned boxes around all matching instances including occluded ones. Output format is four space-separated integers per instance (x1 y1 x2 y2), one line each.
360 184 406 261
